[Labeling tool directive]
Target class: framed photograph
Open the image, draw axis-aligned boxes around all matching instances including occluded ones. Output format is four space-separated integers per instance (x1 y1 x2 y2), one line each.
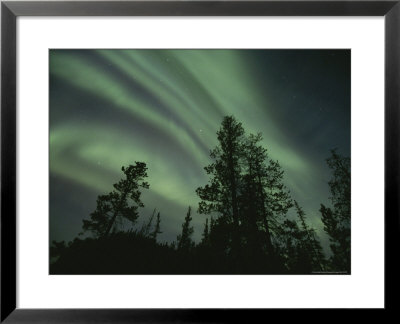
1 0 398 321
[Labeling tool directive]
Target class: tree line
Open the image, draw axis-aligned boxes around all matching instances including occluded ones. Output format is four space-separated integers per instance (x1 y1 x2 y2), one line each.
50 116 350 274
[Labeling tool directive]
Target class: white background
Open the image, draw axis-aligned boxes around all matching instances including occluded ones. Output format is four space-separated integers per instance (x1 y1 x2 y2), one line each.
17 17 384 308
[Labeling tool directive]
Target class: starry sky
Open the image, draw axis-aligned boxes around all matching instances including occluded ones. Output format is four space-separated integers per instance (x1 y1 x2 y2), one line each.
49 49 350 255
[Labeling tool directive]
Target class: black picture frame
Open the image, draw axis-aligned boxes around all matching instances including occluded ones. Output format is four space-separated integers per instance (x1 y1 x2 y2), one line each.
1 0 398 322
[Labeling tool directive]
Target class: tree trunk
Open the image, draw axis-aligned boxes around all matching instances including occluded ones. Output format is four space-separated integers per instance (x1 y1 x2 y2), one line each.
227 135 241 269
257 174 274 255
104 191 128 236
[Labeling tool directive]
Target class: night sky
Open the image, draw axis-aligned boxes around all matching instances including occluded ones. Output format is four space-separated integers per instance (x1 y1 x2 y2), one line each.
49 49 350 255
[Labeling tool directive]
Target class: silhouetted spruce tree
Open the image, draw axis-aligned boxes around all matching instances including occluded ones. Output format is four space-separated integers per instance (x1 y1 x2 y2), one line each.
273 219 312 273
208 216 231 261
294 201 325 271
264 159 293 230
242 133 292 260
239 133 272 268
151 212 162 240
201 218 210 246
196 116 245 261
207 216 228 253
242 134 274 253
177 206 194 252
320 149 351 272
82 162 149 237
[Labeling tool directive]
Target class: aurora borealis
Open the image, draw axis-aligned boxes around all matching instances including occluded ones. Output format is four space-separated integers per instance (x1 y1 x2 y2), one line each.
50 49 350 254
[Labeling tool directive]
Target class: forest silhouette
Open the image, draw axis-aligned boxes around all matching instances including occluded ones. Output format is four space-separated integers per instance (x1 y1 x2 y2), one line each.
50 116 350 274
